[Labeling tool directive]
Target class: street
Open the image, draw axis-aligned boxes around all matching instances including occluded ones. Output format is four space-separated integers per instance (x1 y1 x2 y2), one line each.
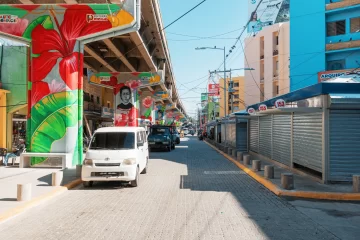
0 137 359 240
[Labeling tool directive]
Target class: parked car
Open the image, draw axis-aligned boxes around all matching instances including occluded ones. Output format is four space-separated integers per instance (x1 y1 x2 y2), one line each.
148 125 175 152
82 127 149 188
182 128 189 135
189 129 195 136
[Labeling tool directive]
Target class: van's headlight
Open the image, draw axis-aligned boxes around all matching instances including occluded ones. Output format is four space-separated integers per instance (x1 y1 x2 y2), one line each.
123 158 136 165
83 159 93 166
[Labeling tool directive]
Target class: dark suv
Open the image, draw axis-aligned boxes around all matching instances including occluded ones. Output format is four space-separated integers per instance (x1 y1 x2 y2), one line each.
148 125 175 152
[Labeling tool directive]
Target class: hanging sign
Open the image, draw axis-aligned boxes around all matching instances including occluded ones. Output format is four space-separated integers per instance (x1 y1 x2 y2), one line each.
275 99 285 108
247 108 255 114
259 104 267 111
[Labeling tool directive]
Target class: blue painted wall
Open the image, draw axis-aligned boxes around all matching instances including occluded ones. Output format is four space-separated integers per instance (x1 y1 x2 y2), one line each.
290 0 326 91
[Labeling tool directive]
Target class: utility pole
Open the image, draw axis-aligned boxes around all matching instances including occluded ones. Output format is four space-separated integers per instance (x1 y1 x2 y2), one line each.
230 69 234 114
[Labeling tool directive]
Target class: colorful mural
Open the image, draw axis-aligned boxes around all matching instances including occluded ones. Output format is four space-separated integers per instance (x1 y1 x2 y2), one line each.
114 83 138 127
0 3 137 166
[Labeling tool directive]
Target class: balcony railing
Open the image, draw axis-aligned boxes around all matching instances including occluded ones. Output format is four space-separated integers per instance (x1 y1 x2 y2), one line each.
326 0 360 11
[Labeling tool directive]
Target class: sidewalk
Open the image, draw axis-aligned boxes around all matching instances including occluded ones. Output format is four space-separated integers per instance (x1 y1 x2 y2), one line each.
0 166 80 222
205 140 360 201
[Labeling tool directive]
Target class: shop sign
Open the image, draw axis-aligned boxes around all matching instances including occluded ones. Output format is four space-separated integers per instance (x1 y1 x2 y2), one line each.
208 84 220 96
275 99 285 108
86 14 108 23
247 108 255 114
101 107 114 118
258 104 267 111
317 69 354 82
0 15 18 23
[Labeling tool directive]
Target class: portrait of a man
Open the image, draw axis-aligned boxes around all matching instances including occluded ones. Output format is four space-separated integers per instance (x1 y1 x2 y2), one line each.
117 86 133 110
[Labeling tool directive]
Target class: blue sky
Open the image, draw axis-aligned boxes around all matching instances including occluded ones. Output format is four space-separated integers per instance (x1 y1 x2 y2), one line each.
159 0 249 118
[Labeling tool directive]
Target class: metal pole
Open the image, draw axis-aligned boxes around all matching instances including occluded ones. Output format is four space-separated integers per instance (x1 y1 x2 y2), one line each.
223 47 226 117
230 69 233 114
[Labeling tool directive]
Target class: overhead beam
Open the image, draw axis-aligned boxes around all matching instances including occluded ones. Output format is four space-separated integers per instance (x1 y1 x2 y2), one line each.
84 45 116 72
84 61 97 73
129 31 157 72
147 86 154 92
19 0 34 3
103 39 136 72
64 0 78 3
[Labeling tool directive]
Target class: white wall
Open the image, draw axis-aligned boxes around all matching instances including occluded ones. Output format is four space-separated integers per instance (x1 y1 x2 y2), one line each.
244 22 290 106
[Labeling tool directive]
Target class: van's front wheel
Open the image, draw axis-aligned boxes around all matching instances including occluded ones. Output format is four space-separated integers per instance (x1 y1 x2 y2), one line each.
130 167 139 187
83 181 93 188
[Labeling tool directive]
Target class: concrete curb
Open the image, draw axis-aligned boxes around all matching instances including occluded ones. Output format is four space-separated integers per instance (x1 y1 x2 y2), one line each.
0 178 82 223
205 141 360 201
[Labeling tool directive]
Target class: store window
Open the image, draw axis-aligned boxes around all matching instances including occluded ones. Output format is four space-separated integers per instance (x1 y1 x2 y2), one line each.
327 59 345 70
96 96 100 104
351 17 360 33
327 20 346 36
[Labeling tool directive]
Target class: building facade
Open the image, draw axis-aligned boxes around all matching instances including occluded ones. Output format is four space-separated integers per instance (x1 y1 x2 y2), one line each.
291 0 360 91
244 22 290 106
219 76 246 117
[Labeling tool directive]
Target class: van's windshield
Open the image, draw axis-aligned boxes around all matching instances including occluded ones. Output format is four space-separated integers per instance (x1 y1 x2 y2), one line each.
150 128 170 135
90 132 135 150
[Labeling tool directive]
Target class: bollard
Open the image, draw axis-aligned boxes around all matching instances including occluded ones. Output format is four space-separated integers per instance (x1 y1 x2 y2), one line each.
232 149 237 158
237 152 243 162
281 173 294 190
264 165 274 179
76 165 82 177
52 171 64 186
17 183 31 201
228 148 232 155
244 155 251 165
353 175 360 193
252 160 261 172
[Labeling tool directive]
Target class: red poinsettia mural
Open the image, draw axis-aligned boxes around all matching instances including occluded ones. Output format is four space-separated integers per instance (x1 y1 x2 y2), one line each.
31 5 112 103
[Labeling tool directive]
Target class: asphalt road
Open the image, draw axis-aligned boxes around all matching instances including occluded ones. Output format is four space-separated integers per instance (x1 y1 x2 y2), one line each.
0 137 359 240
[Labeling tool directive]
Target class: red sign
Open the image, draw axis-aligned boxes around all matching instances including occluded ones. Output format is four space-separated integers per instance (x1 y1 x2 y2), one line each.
275 99 285 108
208 84 220 96
259 104 267 111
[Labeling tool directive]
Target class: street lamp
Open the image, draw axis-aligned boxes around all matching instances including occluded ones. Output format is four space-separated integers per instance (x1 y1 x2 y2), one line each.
195 46 227 116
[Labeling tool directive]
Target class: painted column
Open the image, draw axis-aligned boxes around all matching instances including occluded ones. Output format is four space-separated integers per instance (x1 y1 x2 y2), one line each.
0 90 9 148
0 3 137 166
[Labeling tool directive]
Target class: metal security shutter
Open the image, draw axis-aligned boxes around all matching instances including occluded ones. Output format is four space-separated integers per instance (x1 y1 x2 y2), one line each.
259 116 272 158
221 124 226 145
329 110 360 182
249 118 259 153
272 114 291 166
293 112 323 172
236 122 247 152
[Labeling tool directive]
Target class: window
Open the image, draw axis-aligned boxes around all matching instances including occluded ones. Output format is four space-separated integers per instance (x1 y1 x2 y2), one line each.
276 36 279 45
276 85 279 95
96 96 100 104
90 95 94 102
233 83 239 87
90 132 135 150
327 20 346 36
137 132 144 144
351 17 360 33
327 59 345 70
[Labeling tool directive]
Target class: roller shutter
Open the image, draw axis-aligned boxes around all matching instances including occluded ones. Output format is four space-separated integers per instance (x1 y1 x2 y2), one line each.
249 118 259 153
259 115 272 158
293 112 323 173
272 114 291 166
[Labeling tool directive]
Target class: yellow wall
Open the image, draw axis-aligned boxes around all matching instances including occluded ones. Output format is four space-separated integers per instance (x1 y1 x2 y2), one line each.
0 89 9 148
219 76 245 118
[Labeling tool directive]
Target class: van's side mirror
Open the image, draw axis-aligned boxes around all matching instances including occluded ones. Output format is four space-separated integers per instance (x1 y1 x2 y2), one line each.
137 142 144 147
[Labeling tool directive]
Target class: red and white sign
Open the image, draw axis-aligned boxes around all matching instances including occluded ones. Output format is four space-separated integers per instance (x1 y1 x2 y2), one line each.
86 14 108 23
275 99 285 108
247 108 255 114
208 84 220 96
259 104 267 111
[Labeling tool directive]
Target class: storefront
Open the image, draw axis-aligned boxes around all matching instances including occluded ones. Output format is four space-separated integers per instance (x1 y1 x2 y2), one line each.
246 82 360 183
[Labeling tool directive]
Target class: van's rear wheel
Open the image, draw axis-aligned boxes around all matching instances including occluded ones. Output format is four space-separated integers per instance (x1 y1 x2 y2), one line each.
141 159 148 174
83 181 93 188
130 167 139 187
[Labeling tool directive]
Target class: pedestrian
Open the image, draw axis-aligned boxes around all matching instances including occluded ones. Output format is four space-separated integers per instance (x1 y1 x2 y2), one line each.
3 139 26 166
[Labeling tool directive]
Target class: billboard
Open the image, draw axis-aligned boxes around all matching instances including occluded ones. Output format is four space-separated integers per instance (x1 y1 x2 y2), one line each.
208 84 220 96
317 69 355 82
248 0 290 33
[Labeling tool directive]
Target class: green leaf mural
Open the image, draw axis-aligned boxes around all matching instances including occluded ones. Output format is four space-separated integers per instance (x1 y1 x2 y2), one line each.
0 6 28 18
144 108 152 118
89 4 121 15
31 91 78 165
23 15 54 40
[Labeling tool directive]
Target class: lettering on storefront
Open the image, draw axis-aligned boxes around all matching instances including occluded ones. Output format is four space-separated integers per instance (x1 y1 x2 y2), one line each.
259 104 267 111
275 99 285 108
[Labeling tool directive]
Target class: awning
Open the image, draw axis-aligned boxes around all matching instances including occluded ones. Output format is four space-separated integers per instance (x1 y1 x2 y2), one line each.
330 93 360 108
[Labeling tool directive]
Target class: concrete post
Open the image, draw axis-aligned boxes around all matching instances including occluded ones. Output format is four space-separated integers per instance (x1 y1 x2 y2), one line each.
17 183 31 201
281 173 294 190
237 152 243 162
264 165 274 179
52 171 64 186
353 175 360 193
244 155 251 165
232 149 237 158
252 160 261 172
76 165 82 177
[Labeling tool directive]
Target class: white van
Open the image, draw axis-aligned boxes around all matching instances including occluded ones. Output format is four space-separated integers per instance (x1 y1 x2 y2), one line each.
81 127 149 188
